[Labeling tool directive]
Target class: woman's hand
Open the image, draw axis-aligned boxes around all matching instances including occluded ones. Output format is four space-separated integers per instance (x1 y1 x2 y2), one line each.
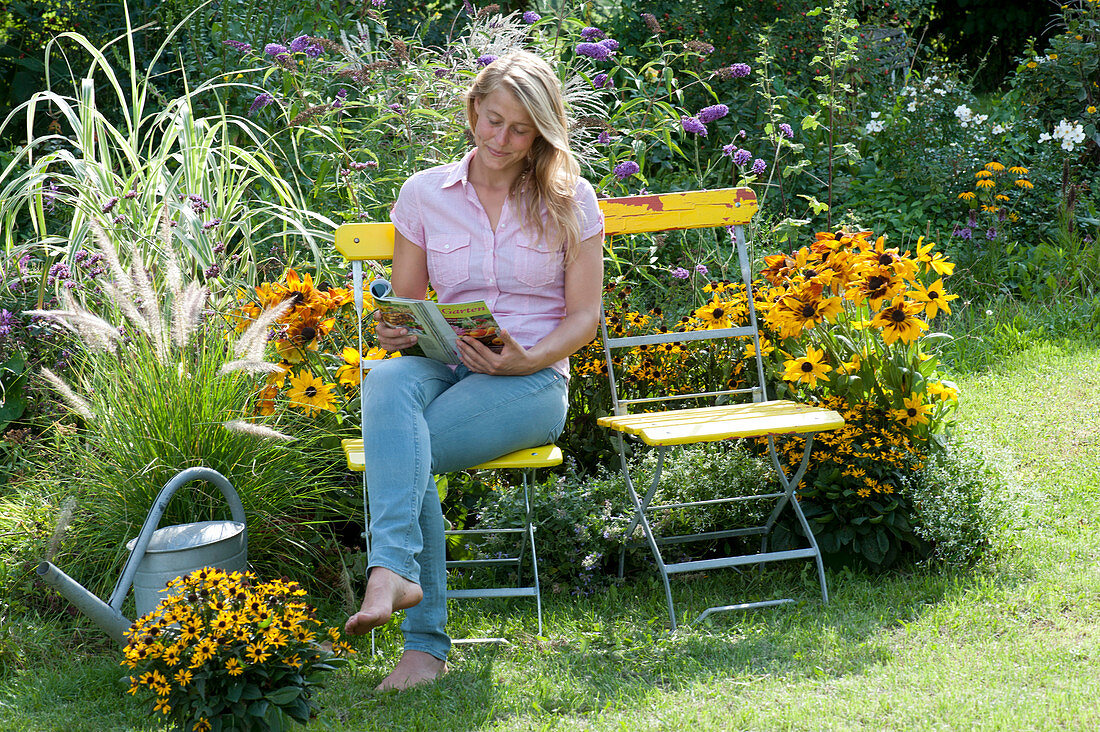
457 328 535 376
373 311 419 353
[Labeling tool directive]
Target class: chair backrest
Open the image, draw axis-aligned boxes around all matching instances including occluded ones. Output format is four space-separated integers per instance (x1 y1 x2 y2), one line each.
595 187 767 417
333 187 764 419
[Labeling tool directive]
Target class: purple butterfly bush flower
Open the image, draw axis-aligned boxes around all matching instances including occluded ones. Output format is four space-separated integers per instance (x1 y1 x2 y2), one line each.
248 92 275 115
580 26 605 40
477 54 498 67
752 158 767 175
727 63 751 78
289 36 311 53
0 309 18 339
986 228 998 240
695 264 708 275
47 262 71 286
223 40 251 54
613 160 640 180
592 72 611 88
778 123 794 138
671 267 690 279
264 43 289 57
681 116 707 136
101 196 119 213
953 226 973 240
732 148 752 166
697 104 729 123
597 131 611 144
523 11 541 23
599 38 620 52
576 42 611 61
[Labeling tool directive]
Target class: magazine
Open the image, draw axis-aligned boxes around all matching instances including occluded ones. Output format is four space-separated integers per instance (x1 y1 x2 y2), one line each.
370 278 505 364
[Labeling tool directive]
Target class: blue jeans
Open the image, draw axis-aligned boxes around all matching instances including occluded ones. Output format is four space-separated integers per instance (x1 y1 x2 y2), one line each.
361 356 568 661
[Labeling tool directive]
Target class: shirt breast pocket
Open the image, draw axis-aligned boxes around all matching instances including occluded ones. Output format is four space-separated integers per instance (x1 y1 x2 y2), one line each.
426 233 472 288
515 240 563 288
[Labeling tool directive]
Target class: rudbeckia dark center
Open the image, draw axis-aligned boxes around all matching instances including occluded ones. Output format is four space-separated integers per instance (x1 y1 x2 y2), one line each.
877 253 894 266
305 386 318 397
712 308 724 319
300 325 317 342
907 408 917 417
801 362 814 372
867 275 887 290
800 303 817 317
890 309 907 323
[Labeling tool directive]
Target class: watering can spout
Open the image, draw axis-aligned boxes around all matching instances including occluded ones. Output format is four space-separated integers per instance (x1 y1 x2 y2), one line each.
36 561 132 644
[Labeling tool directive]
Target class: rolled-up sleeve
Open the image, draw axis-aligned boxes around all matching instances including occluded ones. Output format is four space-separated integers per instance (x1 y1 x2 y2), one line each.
574 178 604 242
390 176 426 248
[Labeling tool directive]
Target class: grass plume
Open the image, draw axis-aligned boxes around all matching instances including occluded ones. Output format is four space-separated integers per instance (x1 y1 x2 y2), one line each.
222 420 295 441
38 367 95 419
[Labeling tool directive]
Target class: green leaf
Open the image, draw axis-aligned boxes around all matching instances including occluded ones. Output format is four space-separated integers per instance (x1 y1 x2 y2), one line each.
265 686 301 705
860 533 885 564
248 699 271 717
241 683 263 700
287 697 312 722
226 681 244 703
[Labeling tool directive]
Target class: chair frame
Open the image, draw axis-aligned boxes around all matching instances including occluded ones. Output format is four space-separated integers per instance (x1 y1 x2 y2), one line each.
595 189 843 630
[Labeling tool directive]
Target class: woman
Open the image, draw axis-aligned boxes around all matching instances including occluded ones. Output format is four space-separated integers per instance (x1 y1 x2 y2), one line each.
343 50 604 691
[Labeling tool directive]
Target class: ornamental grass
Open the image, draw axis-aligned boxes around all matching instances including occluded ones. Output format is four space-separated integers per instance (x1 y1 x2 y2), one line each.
122 567 352 731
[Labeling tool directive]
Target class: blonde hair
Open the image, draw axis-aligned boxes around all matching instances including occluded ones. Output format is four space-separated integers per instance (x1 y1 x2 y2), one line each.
465 50 582 254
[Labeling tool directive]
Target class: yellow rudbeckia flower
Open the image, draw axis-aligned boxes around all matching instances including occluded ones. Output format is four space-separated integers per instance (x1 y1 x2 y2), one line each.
782 345 832 388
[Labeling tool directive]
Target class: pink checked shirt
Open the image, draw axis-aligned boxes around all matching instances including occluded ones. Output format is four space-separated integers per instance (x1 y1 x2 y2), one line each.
390 149 605 376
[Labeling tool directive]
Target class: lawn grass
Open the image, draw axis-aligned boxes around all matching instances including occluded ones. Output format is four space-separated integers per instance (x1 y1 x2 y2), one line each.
1 341 1097 731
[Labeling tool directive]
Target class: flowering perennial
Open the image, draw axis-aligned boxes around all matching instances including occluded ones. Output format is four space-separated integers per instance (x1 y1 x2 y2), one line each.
122 568 352 730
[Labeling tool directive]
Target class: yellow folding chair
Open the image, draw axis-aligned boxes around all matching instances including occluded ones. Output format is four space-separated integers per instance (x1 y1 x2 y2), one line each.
594 189 845 629
335 222 562 641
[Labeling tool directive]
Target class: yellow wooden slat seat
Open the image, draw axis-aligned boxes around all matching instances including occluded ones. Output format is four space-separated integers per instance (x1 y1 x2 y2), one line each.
597 401 845 446
342 439 562 473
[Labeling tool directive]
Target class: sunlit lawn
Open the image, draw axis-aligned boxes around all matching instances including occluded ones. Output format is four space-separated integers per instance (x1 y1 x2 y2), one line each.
1 340 1097 731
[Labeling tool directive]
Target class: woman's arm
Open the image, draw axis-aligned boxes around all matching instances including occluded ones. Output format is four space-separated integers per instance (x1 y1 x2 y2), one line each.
457 232 604 376
373 230 429 353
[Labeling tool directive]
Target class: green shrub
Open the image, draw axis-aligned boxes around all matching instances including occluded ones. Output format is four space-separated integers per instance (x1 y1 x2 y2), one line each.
473 442 777 592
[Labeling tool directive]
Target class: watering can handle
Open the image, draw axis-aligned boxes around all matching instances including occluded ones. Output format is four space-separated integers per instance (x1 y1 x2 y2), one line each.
107 467 247 612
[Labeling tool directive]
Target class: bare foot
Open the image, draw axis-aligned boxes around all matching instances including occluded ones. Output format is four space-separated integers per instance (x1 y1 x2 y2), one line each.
344 567 423 636
376 650 447 691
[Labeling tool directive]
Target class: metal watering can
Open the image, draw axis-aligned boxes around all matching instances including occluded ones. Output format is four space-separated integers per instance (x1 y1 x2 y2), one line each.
37 467 247 644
